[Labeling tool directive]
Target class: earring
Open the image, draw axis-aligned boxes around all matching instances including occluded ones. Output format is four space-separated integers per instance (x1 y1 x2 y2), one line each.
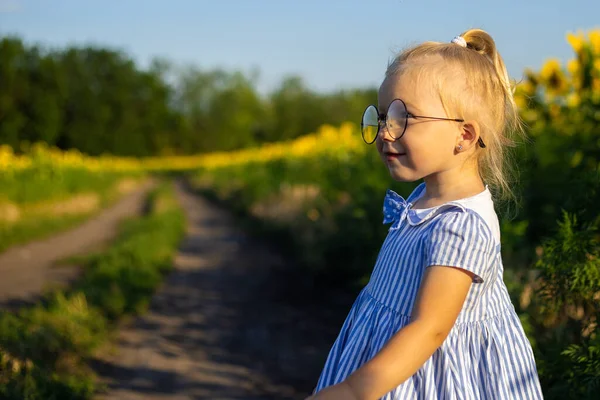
457 144 463 151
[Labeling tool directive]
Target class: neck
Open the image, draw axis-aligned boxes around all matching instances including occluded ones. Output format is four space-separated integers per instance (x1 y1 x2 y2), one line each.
417 168 485 208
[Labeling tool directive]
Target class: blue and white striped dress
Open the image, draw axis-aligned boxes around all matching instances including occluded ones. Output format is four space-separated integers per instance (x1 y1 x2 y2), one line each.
314 183 543 399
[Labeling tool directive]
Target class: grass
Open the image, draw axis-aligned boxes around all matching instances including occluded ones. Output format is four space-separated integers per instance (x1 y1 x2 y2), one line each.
0 180 186 400
0 176 146 254
185 142 417 291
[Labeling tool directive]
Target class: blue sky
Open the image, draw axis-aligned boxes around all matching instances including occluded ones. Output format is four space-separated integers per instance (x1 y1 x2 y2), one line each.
1 0 598 93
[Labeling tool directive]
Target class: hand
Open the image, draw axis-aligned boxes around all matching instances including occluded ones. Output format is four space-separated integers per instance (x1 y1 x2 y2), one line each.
304 381 360 400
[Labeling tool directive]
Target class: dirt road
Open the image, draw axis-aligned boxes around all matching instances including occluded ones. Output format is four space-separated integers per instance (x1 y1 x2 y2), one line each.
0 184 152 310
93 182 352 400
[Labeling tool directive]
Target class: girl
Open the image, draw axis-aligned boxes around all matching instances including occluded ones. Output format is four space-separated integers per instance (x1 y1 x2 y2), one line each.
306 29 543 399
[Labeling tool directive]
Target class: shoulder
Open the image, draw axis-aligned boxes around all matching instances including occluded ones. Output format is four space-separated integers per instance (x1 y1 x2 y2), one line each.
424 209 497 283
422 184 501 245
428 209 495 249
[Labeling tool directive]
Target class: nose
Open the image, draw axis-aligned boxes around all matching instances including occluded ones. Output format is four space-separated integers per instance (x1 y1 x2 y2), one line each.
379 122 396 142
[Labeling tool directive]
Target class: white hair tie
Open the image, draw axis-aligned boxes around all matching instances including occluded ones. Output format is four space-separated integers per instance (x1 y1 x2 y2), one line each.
451 35 467 48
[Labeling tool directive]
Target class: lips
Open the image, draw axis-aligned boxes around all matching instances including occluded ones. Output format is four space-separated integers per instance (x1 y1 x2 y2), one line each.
385 151 406 157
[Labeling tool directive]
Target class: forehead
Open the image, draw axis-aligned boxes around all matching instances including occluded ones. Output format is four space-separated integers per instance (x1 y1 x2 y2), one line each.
378 74 412 110
377 65 441 113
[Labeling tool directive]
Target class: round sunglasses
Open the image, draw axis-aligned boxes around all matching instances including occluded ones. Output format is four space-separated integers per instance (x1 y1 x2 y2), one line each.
361 98 486 148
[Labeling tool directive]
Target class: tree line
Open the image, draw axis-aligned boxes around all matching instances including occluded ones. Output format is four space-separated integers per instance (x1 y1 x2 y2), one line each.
0 36 377 156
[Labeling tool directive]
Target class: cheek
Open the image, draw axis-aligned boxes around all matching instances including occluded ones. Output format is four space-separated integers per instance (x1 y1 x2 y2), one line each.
375 137 384 155
408 145 435 165
401 138 443 172
407 142 454 173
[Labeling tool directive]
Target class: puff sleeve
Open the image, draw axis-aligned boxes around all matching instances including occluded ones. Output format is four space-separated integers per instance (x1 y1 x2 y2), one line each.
424 210 496 283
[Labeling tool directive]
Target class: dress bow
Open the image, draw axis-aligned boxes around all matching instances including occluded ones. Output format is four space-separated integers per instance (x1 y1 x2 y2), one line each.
383 189 409 229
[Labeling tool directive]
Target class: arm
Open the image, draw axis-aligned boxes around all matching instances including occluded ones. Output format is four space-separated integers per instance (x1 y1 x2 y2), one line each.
344 265 473 400
306 212 493 400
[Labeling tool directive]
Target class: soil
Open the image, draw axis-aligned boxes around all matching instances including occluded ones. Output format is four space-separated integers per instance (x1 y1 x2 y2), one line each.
0 178 354 399
92 181 354 400
0 183 153 310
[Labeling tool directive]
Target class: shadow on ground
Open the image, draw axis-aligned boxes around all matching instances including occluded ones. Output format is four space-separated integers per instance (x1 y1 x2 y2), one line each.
93 181 356 400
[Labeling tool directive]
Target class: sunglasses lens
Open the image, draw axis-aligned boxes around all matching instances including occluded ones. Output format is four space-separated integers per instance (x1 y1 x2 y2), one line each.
386 100 407 139
362 105 379 143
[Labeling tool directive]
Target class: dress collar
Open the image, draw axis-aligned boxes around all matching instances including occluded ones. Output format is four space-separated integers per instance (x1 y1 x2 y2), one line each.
383 183 469 229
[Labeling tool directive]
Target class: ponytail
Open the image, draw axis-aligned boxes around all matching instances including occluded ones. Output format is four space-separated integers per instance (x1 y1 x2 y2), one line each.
386 28 525 209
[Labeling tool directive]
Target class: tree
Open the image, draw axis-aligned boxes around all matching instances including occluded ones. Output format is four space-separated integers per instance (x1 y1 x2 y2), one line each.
0 35 377 156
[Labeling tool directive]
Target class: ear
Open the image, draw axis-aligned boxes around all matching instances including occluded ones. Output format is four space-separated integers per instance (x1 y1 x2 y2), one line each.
457 120 481 150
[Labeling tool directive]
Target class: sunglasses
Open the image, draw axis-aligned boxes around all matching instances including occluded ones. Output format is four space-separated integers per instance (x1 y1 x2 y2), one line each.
361 98 486 148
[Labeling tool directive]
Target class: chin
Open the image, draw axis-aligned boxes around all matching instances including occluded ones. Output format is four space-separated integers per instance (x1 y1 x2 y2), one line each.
387 167 420 182
390 171 420 182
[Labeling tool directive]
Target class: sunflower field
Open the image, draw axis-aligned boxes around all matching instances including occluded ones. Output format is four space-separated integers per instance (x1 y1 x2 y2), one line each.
188 30 600 398
0 29 599 399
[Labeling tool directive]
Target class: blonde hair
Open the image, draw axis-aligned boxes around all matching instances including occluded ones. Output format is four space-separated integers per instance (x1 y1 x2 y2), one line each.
386 28 524 208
